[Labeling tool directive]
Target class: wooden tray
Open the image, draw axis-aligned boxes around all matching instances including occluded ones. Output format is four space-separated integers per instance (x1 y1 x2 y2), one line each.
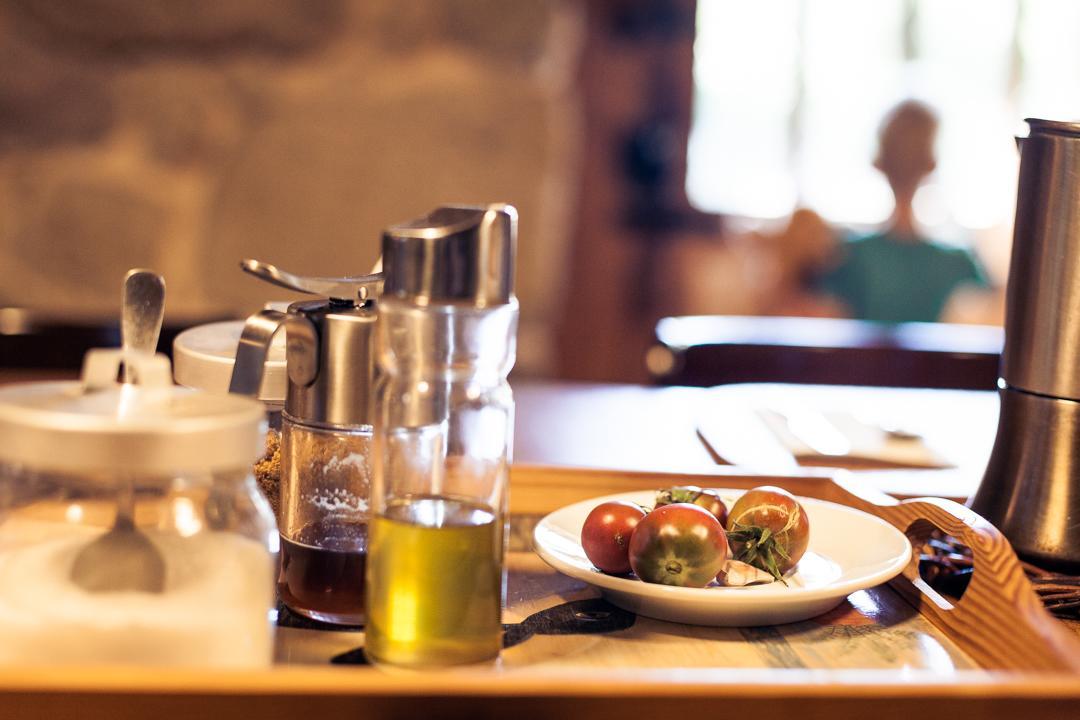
2 464 1079 720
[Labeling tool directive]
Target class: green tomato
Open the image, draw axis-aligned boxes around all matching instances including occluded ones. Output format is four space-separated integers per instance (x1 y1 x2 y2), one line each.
726 486 810 582
628 503 729 587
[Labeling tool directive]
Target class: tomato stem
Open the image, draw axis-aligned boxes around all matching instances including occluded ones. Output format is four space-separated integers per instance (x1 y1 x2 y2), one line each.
726 524 789 585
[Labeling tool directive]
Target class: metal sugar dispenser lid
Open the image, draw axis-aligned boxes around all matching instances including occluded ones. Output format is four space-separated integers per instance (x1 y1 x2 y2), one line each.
230 260 383 429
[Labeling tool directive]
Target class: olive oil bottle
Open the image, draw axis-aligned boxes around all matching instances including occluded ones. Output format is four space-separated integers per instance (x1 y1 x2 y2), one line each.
364 495 502 666
369 205 518 667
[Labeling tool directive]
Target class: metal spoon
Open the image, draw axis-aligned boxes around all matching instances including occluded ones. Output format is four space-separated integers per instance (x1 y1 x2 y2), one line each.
70 269 167 593
120 268 166 383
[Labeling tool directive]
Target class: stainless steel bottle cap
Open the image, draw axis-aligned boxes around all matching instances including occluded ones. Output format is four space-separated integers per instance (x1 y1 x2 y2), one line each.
173 319 287 405
0 349 266 475
382 204 516 307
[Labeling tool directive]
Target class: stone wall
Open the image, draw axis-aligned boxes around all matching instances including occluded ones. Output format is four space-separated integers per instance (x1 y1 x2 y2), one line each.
0 0 583 375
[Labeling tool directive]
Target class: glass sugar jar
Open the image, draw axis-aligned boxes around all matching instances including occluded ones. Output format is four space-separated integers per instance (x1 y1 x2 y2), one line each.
0 349 277 667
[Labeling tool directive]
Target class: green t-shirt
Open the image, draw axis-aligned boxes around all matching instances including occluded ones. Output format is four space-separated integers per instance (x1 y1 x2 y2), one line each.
818 233 988 323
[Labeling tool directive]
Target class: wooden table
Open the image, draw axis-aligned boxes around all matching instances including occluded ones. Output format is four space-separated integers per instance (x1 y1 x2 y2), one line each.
515 380 998 500
514 381 719 471
3 379 1079 719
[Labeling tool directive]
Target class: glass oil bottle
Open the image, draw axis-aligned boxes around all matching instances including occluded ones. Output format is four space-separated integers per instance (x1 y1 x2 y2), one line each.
365 204 518 666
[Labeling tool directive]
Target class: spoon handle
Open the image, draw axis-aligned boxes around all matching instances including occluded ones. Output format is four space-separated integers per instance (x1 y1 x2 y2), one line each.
121 269 166 383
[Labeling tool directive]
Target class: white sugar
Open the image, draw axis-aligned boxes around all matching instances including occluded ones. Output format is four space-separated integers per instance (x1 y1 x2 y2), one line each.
0 520 274 667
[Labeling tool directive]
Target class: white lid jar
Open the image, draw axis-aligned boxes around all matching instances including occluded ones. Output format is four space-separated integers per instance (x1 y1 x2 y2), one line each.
0 349 277 667
172 316 289 518
172 318 287 414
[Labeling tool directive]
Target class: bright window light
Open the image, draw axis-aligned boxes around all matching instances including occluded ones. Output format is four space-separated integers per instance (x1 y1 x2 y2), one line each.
688 0 1080 240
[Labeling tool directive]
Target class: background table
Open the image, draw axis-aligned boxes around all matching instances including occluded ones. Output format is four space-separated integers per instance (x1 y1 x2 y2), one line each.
514 380 997 500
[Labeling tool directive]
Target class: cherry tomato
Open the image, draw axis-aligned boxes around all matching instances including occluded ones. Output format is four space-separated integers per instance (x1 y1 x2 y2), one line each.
581 500 647 574
628 503 729 587
655 486 729 526
725 486 810 582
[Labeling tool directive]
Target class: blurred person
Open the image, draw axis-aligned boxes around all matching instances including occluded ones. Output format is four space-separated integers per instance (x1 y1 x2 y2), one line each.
759 208 845 317
818 100 989 323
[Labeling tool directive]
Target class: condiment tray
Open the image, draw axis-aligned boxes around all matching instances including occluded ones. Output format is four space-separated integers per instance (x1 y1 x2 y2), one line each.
2 464 1080 720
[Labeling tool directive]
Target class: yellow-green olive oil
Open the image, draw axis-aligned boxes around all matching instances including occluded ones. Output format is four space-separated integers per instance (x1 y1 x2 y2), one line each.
364 495 503 666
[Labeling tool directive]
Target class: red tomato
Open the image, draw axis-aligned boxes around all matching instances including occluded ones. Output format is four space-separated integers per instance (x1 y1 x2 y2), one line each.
725 486 810 582
581 501 647 574
655 486 729 526
628 503 729 587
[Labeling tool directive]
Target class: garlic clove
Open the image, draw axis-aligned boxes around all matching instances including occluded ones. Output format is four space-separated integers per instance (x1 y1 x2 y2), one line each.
716 559 775 587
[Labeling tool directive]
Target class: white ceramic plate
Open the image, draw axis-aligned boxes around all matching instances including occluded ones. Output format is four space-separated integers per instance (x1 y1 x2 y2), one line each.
533 490 912 626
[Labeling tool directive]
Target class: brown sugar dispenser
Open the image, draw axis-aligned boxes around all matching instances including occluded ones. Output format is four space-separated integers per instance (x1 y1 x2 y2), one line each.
230 259 382 624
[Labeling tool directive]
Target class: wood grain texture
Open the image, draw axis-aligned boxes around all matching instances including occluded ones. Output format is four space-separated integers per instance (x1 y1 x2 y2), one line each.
497 553 976 672
830 475 1080 673
509 463 1080 672
1 666 1079 720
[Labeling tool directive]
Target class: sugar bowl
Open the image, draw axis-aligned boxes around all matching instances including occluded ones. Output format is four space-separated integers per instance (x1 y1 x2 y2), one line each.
0 349 276 667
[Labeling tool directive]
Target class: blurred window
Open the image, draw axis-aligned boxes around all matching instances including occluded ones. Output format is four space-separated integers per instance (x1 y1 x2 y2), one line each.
687 0 1080 240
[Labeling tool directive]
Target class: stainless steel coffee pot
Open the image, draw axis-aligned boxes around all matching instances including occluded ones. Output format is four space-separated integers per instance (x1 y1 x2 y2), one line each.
971 119 1080 571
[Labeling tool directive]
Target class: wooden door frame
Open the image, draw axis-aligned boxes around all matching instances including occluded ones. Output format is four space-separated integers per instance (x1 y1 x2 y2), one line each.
556 0 718 382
